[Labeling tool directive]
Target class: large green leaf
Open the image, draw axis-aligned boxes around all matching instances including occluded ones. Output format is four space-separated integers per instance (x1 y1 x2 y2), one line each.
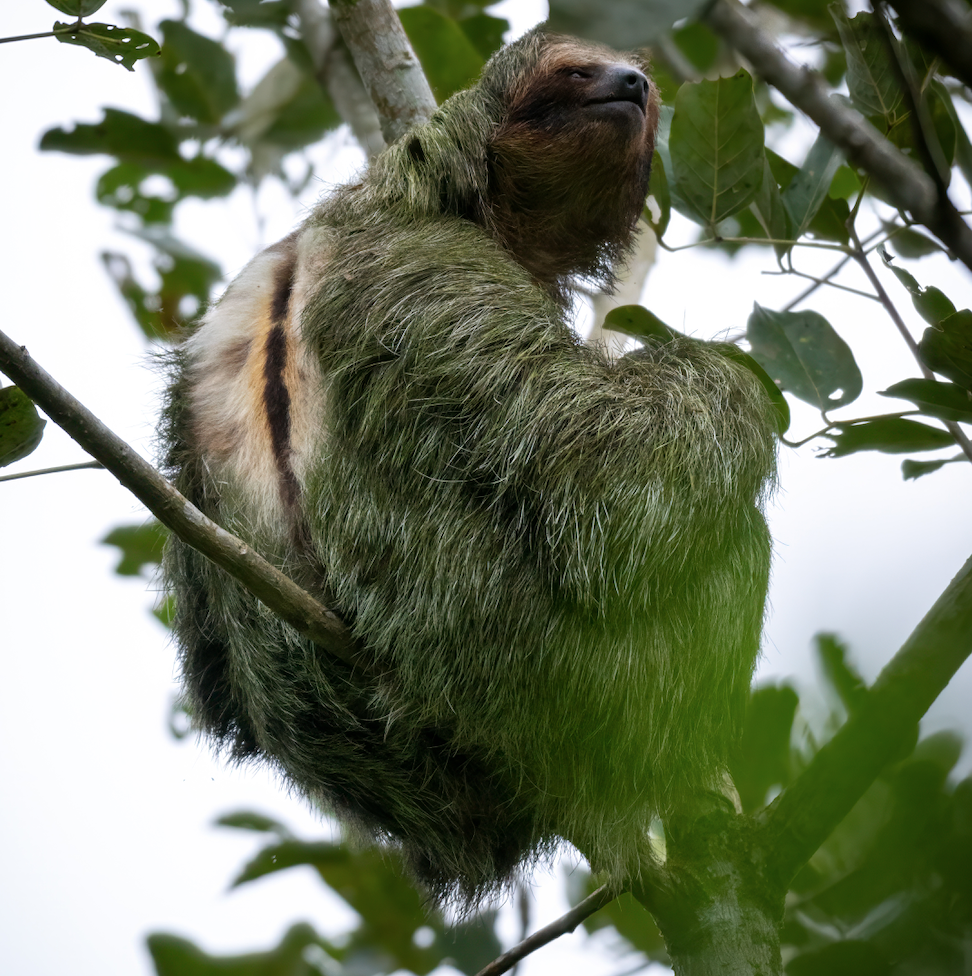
823 417 954 457
919 310 972 390
670 71 765 230
830 6 904 126
101 521 167 576
45 0 107 14
54 22 160 72
399 6 483 104
747 304 862 410
880 378 972 423
0 387 46 468
884 260 957 326
158 20 239 123
547 0 710 46
40 108 178 161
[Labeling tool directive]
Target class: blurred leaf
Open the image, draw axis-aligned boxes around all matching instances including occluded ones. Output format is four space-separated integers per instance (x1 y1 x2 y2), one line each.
788 939 891 976
217 810 294 838
217 0 293 28
645 151 671 239
831 7 904 126
41 108 178 161
880 378 972 423
148 925 338 976
606 304 679 343
901 456 953 479
45 0 107 14
101 521 167 576
919 310 972 389
884 259 957 325
399 6 484 103
731 684 799 812
0 387 46 468
752 154 789 255
54 21 160 71
154 593 176 629
457 12 508 60
885 226 942 259
547 0 711 46
571 871 667 958
747 304 862 410
670 71 765 229
823 417 954 457
781 133 843 240
815 634 867 713
672 22 720 73
761 0 835 30
158 20 239 123
828 164 862 200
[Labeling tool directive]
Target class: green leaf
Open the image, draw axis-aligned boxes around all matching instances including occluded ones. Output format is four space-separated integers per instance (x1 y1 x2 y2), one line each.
831 6 904 125
781 132 842 239
787 939 891 976
823 417 954 457
672 22 720 73
54 22 160 72
747 304 863 410
148 925 337 976
919 309 972 389
884 259 957 325
217 810 294 838
457 12 508 60
901 457 954 480
886 226 942 259
828 164 862 200
547 0 710 46
0 387 46 467
880 378 972 423
670 71 765 230
217 0 292 28
45 0 107 15
158 20 239 124
605 304 679 343
399 6 484 104
645 151 671 239
41 108 179 162
730 683 799 812
751 154 790 255
815 633 867 712
101 522 167 576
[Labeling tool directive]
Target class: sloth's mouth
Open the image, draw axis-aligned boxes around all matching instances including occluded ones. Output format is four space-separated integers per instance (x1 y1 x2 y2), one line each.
586 96 647 116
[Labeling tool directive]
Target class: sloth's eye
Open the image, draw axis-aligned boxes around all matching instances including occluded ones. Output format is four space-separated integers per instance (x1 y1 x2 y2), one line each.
567 68 591 80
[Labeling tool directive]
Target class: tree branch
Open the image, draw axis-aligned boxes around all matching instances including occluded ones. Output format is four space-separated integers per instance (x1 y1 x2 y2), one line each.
473 885 618 976
328 0 436 145
0 329 359 669
886 0 972 93
704 0 972 276
761 550 972 887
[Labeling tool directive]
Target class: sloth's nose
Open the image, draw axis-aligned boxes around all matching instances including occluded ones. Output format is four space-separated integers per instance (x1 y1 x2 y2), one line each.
603 64 650 112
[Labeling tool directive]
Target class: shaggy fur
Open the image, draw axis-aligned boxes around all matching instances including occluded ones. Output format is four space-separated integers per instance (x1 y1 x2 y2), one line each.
161 27 778 906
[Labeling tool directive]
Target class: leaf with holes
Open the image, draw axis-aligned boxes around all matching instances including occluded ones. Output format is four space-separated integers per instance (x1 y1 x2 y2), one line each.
54 22 160 72
670 71 765 230
747 304 862 410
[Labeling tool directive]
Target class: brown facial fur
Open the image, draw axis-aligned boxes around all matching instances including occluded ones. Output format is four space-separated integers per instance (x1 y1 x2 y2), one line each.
487 39 660 295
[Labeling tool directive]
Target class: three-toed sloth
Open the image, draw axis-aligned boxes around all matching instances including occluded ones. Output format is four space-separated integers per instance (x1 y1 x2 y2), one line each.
162 27 777 905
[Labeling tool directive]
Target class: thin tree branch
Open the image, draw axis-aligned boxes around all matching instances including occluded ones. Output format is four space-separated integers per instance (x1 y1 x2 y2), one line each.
473 885 618 976
296 0 385 158
0 460 103 482
886 0 972 93
704 0 972 275
761 550 972 887
328 0 436 145
0 330 359 669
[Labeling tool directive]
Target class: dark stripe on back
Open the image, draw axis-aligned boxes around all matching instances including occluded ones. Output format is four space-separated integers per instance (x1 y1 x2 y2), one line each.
263 324 300 511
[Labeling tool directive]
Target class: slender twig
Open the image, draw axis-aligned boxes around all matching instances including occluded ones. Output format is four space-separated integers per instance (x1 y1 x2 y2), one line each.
705 0 972 275
328 0 436 144
768 267 879 303
848 228 972 463
473 885 618 976
0 329 359 668
762 550 972 887
886 0 972 93
0 460 103 483
0 25 81 44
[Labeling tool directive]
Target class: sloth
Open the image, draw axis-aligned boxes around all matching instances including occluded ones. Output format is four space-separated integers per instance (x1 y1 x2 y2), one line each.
161 27 778 905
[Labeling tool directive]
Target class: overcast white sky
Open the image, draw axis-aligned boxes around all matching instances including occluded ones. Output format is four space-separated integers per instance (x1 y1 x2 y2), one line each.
1 2 970 976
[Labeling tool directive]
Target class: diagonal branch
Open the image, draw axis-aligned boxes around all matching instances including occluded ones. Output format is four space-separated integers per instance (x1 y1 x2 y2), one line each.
473 885 618 976
886 0 972 93
704 0 972 276
0 328 360 669
760 551 972 887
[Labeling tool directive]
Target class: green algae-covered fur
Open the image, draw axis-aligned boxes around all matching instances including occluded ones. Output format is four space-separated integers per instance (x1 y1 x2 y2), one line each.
161 27 778 905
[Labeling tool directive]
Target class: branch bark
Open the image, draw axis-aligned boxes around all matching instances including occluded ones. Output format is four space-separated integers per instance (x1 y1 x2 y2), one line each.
705 0 972 276
0 329 359 669
886 0 972 93
761 551 972 887
327 0 436 144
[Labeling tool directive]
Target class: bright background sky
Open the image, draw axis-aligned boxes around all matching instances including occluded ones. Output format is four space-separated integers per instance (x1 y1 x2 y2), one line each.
1 2 970 975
